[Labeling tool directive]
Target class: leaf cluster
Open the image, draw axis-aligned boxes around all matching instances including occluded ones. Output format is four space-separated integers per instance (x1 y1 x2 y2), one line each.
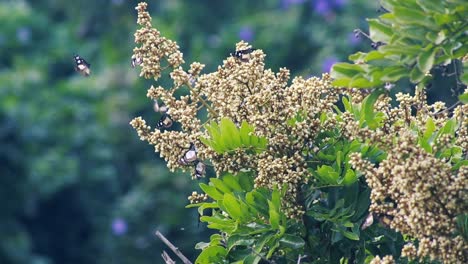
331 0 468 88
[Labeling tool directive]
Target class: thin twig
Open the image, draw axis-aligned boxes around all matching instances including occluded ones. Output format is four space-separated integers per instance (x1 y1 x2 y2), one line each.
432 101 461 116
297 254 307 264
155 230 193 264
161 251 176 264
185 82 218 118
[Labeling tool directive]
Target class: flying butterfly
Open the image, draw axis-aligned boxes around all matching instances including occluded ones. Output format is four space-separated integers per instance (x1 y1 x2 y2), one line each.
179 143 197 166
231 48 254 62
73 54 91 76
156 113 173 129
131 55 143 68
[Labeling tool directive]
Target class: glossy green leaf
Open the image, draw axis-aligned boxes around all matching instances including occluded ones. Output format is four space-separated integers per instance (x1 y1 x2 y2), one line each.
349 76 378 88
417 0 446 14
461 72 468 87
394 6 437 30
268 201 280 229
409 66 425 83
460 92 468 103
222 174 243 191
222 193 243 220
426 31 446 44
367 19 393 43
200 183 224 200
365 50 386 61
227 235 255 251
331 63 367 78
380 66 408 82
239 121 254 145
195 245 227 264
316 165 340 184
342 169 357 186
417 45 437 73
363 89 384 129
210 178 232 194
341 229 360 241
279 234 305 249
237 172 254 191
331 77 351 87
220 117 241 149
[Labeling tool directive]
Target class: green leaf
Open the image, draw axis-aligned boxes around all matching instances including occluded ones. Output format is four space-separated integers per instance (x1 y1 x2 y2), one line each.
239 121 254 145
237 172 254 191
331 63 367 79
349 76 378 88
246 191 269 216
202 216 236 233
363 89 384 129
367 19 393 43
394 6 437 30
426 31 446 45
460 92 468 104
365 50 386 61
440 119 456 135
227 235 255 251
341 229 360 241
279 234 305 249
419 117 436 152
222 193 243 220
271 189 281 212
380 66 408 82
222 174 243 191
268 201 280 229
379 44 421 56
200 183 224 200
316 165 340 184
342 169 357 186
409 66 425 83
195 245 227 264
416 0 446 14
331 77 351 87
417 45 437 73
210 178 232 194
220 117 241 150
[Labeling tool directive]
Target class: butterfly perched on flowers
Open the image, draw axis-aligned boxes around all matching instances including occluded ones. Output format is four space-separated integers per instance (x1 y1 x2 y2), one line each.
156 113 173 129
231 48 254 62
73 54 91 76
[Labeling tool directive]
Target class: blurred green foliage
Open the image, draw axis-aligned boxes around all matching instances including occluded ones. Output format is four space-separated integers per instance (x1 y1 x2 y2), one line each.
6 0 455 263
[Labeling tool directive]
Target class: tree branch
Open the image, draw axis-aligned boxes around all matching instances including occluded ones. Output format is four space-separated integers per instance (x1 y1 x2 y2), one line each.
155 230 193 264
161 251 176 264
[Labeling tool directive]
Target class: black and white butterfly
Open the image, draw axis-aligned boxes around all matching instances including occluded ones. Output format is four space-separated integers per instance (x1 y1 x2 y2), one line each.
156 113 173 129
231 48 254 62
131 56 143 68
179 143 197 166
194 161 206 178
73 54 91 76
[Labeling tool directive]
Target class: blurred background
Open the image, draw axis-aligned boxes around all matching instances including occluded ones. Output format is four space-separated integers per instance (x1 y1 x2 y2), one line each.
0 0 456 263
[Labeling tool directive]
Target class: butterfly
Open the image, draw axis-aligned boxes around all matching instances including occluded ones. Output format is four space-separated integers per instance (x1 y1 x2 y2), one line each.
179 143 197 165
73 54 91 76
131 56 143 68
156 113 173 129
231 48 254 62
194 161 206 178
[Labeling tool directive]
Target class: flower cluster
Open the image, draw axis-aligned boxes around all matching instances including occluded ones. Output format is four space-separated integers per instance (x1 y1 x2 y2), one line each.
348 90 468 263
130 2 467 262
130 2 343 216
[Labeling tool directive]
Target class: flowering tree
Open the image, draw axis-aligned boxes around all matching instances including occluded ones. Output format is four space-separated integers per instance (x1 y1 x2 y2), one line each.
130 1 467 263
